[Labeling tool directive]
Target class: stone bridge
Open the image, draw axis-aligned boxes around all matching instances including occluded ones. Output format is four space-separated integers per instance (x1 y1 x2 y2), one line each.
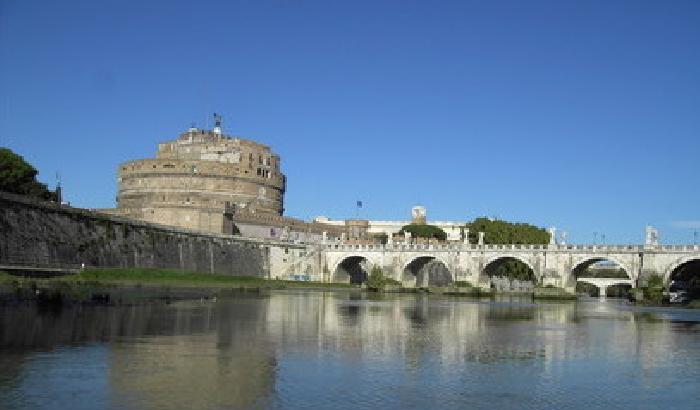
311 242 700 291
576 278 634 296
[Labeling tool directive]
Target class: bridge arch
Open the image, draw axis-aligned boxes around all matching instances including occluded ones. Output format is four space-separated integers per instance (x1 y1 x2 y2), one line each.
572 256 634 297
332 255 372 285
484 255 537 277
664 256 700 283
664 256 700 301
483 255 538 289
402 255 453 287
571 256 633 280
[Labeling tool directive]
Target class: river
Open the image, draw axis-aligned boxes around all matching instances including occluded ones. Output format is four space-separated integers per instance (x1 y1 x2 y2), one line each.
1 291 699 409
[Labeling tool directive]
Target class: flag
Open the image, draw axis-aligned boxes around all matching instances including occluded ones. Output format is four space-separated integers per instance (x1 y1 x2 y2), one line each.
357 200 363 208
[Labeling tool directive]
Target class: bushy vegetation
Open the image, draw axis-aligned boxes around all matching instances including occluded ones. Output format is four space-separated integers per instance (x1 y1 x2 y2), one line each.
453 281 472 288
0 147 57 201
466 217 549 245
400 224 447 241
0 270 14 282
488 259 535 282
366 266 400 291
642 274 665 304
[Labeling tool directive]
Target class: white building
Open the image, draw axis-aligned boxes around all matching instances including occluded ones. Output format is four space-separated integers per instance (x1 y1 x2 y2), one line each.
313 206 466 241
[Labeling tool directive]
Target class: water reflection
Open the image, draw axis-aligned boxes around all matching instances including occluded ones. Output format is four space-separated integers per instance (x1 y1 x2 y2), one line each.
1 292 700 409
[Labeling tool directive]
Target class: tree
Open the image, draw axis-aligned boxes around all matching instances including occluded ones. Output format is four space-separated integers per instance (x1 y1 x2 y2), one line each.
465 217 549 245
367 265 385 291
643 274 665 303
400 224 447 241
0 148 57 201
490 259 534 281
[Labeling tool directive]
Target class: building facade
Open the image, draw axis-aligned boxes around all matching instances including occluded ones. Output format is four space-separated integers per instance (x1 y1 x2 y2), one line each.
314 206 467 242
109 122 286 234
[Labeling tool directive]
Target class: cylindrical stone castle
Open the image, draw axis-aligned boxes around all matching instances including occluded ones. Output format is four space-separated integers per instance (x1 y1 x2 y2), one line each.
114 121 285 234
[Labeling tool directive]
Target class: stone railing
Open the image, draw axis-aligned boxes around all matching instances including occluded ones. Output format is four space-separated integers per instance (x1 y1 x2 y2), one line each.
323 242 700 253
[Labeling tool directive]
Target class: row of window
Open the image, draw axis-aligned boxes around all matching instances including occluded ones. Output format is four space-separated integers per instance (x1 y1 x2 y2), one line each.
256 168 272 178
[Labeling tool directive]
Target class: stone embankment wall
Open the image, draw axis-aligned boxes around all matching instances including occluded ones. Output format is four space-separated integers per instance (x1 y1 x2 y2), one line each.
0 192 277 276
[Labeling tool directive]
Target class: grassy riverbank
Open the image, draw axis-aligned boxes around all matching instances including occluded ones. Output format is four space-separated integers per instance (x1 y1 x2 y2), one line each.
1 268 355 290
0 268 359 306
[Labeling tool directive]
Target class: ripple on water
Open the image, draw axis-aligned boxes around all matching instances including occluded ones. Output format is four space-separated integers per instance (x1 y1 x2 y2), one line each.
1 293 700 410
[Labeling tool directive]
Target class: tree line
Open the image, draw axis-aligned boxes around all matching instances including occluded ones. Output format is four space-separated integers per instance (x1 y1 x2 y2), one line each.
0 148 58 201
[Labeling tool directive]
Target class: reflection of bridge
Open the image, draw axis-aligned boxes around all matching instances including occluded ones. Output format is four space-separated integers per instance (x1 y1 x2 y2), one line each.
576 277 633 296
311 243 700 291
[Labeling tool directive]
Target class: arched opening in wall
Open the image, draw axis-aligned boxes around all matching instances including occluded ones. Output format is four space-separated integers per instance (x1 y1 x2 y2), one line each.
403 256 453 287
334 256 369 285
668 258 700 303
573 258 632 298
483 257 536 292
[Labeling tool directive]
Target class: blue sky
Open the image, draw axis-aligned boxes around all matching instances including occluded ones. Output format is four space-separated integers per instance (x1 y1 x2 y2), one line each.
1 0 698 244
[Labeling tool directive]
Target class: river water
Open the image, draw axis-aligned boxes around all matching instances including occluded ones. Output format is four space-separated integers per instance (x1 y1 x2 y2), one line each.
1 291 699 410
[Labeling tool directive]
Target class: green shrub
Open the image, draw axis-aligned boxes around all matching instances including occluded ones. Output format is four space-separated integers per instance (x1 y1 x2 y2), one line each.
454 281 472 288
367 266 385 291
400 224 447 241
465 217 549 245
642 274 665 304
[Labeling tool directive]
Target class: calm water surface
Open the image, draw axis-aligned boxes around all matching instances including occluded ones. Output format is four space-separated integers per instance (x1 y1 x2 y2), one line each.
1 291 699 410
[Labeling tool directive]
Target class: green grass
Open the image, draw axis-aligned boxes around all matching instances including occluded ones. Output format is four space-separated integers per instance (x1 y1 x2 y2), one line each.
533 286 577 300
686 300 700 309
57 268 354 289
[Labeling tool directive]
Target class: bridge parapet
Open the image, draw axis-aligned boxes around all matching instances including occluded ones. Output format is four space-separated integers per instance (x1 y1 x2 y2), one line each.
321 243 696 253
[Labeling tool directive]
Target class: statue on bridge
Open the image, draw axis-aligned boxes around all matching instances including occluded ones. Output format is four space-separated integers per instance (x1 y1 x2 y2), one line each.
645 226 660 246
548 227 556 245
